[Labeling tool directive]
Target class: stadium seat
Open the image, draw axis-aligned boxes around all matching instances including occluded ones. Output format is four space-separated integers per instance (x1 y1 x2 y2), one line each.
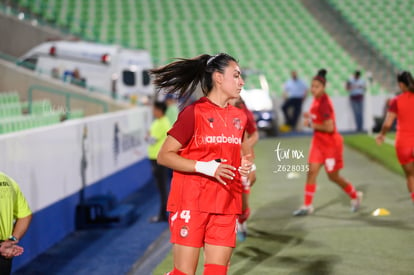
67 109 85 120
14 0 390 96
0 90 87 134
328 0 414 72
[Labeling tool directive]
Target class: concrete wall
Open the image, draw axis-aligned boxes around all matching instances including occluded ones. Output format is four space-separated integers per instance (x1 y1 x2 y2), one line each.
0 11 74 57
0 107 152 271
0 59 130 116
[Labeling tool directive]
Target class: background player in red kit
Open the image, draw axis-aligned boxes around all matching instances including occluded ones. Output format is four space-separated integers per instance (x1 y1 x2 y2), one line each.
151 53 252 275
232 97 258 241
293 69 363 216
376 71 414 204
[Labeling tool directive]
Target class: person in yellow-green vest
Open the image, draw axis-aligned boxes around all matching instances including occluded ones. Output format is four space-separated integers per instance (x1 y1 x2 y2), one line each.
147 101 172 223
0 172 32 275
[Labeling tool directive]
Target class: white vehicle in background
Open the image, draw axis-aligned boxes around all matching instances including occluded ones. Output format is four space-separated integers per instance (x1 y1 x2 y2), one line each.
241 69 278 136
18 40 154 100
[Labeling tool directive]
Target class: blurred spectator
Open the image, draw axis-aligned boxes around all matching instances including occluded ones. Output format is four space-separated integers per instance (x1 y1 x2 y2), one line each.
0 172 32 275
63 68 86 87
346 70 366 132
165 94 179 125
71 68 86 88
146 101 171 223
281 70 308 132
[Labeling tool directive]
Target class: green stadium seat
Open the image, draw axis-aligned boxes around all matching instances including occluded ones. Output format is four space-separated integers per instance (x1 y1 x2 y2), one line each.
0 92 19 104
68 109 85 120
30 99 52 115
16 0 392 96
329 0 414 72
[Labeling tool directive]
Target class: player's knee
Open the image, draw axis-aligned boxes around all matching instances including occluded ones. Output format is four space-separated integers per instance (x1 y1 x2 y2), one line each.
203 264 227 275
327 171 339 182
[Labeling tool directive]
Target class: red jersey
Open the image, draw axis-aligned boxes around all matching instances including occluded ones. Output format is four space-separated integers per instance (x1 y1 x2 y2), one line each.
309 93 342 147
167 97 247 214
241 103 257 135
388 91 414 147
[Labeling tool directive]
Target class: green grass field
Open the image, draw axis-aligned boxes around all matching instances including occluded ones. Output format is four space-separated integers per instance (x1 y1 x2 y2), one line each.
153 135 414 275
343 133 403 176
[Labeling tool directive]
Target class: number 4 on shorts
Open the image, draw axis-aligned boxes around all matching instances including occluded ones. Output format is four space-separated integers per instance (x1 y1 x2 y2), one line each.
180 210 191 223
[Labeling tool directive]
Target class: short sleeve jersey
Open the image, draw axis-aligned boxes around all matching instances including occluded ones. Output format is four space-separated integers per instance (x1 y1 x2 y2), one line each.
388 92 414 146
309 93 342 148
167 97 247 214
0 172 32 240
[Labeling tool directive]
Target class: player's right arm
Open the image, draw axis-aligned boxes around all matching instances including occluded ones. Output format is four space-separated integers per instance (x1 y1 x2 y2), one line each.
376 111 397 145
157 135 196 173
376 97 398 145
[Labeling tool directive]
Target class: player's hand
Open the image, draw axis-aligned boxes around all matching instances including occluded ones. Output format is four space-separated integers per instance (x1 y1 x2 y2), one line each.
303 112 310 119
238 154 252 177
195 159 236 185
303 118 312 128
214 160 237 185
375 134 385 145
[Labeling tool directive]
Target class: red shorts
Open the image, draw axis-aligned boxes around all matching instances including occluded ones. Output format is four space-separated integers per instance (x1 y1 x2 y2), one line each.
309 141 343 173
169 210 237 248
396 145 414 165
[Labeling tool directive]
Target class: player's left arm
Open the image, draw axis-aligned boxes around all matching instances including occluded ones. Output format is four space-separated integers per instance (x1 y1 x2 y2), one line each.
241 131 254 159
246 130 259 150
312 119 334 133
240 131 253 177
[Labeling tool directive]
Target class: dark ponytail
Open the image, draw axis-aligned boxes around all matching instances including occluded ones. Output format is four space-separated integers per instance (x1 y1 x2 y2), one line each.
150 53 238 100
313 68 328 85
397 71 414 93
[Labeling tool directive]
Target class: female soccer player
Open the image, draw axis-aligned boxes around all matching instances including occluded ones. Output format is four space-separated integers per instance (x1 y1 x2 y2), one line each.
376 71 414 204
152 53 252 275
293 69 362 216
